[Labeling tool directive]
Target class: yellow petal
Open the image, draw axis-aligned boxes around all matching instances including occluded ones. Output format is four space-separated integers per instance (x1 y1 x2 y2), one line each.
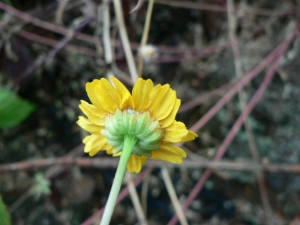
103 144 114 155
83 134 107 156
110 76 134 109
150 88 177 121
96 78 121 113
146 84 170 116
113 152 122 157
88 143 114 156
181 130 198 142
86 80 106 111
163 121 188 142
120 92 133 110
83 135 91 144
88 147 102 157
79 100 105 126
77 116 103 134
151 142 186 164
127 155 147 173
132 78 154 111
160 99 181 128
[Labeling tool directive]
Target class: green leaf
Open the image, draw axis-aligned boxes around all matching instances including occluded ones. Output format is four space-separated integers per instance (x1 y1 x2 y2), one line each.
0 196 11 225
0 87 36 128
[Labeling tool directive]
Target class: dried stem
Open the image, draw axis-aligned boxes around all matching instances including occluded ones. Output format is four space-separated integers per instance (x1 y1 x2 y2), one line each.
154 0 295 15
152 43 229 63
15 17 92 85
179 79 238 112
0 21 99 57
103 0 113 64
0 1 98 44
55 0 70 25
130 0 146 13
141 175 150 216
125 173 148 225
161 167 188 225
190 35 294 132
137 0 155 77
168 39 291 225
3 157 300 174
8 186 32 213
113 0 138 82
226 0 272 222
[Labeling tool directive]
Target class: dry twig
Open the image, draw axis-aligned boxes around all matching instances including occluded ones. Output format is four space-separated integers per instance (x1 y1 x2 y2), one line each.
168 31 295 224
113 0 138 82
125 173 148 225
15 17 92 85
226 0 272 222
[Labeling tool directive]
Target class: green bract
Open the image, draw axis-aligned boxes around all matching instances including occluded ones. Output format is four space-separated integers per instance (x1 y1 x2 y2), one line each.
101 108 164 157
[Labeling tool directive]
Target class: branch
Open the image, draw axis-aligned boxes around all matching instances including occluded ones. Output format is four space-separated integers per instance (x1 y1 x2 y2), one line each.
1 157 300 174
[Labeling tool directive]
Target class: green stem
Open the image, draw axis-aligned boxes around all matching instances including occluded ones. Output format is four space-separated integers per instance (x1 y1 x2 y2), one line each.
100 135 137 225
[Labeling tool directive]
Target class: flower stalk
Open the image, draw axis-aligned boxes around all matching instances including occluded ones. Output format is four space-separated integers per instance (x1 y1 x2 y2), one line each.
100 135 137 225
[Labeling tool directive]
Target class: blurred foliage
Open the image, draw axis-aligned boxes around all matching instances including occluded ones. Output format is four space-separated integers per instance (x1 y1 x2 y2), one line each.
0 196 11 225
0 87 36 128
32 173 51 199
3 0 12 5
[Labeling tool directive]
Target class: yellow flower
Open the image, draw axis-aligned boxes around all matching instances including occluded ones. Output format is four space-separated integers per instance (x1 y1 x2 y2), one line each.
77 77 197 173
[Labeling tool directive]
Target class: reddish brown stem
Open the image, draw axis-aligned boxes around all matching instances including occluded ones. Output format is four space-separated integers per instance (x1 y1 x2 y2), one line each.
167 38 292 225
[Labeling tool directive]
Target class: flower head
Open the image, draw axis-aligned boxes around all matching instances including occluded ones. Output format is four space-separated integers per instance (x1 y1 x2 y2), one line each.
77 77 197 173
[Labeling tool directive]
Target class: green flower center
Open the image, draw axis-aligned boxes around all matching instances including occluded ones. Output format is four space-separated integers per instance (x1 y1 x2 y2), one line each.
101 108 165 157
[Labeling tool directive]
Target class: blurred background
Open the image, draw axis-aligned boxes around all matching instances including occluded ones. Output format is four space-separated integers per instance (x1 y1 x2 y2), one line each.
0 0 300 224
